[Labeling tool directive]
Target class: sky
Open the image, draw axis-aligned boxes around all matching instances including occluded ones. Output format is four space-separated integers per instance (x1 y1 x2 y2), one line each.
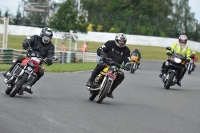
0 0 199 22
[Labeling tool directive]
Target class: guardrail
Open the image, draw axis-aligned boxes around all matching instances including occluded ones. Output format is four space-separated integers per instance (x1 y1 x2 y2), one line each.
0 49 97 64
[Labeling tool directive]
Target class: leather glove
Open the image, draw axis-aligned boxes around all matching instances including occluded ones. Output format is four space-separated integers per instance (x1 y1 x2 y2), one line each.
46 59 52 66
167 52 172 56
100 51 107 58
125 62 131 71
186 58 190 62
22 42 29 50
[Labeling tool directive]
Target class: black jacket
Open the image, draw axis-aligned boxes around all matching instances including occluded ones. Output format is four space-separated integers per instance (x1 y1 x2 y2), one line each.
97 40 130 65
22 35 55 59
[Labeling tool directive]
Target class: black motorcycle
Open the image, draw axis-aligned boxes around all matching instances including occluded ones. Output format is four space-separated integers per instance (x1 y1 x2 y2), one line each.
161 47 189 89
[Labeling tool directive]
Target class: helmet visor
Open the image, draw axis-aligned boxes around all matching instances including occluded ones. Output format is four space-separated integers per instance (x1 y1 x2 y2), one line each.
42 35 50 43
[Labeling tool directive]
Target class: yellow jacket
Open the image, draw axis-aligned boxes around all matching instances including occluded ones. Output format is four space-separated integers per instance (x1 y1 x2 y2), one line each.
167 43 191 60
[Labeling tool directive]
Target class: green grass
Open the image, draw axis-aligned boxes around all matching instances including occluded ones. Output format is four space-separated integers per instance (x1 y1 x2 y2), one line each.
2 34 199 72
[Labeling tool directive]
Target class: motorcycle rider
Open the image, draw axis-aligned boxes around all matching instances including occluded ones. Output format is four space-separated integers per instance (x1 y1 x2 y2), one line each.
86 33 131 98
159 35 191 86
130 48 142 69
191 51 198 71
3 27 55 94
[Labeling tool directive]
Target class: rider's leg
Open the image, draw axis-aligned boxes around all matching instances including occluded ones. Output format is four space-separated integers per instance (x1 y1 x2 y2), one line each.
159 61 166 77
25 67 44 94
177 66 187 86
86 61 105 87
107 71 124 98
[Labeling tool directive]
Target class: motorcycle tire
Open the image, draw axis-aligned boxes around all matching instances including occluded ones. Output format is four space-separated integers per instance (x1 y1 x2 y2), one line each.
164 72 175 89
10 73 29 97
188 64 193 74
130 63 135 74
5 86 13 95
96 80 111 103
89 91 98 101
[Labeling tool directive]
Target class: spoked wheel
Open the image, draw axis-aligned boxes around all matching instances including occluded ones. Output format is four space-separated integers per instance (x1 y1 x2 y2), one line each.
130 63 135 74
96 80 111 103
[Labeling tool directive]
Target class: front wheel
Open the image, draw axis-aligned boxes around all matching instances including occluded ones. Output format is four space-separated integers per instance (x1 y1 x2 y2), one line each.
188 63 193 74
96 80 112 103
130 63 135 74
9 73 29 97
164 72 175 89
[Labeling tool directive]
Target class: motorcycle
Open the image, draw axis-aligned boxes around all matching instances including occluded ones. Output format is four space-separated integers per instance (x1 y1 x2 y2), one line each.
161 47 188 89
4 49 58 97
87 57 123 103
130 54 140 73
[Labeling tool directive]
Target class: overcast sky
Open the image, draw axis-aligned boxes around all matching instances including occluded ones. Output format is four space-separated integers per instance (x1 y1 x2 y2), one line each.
0 0 199 22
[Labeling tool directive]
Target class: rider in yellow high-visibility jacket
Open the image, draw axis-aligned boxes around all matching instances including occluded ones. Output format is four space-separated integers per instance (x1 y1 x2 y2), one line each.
159 35 191 86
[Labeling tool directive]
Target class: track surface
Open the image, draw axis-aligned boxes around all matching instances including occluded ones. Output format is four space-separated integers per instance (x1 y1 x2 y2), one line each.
0 60 200 133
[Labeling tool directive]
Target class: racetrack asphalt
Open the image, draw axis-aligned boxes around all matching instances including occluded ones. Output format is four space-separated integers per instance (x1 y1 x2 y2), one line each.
0 60 200 133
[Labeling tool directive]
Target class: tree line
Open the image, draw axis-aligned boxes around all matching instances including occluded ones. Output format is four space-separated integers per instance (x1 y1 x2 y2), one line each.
0 0 199 41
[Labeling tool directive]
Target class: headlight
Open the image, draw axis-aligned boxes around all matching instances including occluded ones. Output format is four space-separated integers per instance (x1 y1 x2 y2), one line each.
174 58 181 63
27 66 33 72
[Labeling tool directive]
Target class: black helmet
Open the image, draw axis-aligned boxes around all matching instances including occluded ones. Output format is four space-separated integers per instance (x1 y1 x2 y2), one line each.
40 27 53 44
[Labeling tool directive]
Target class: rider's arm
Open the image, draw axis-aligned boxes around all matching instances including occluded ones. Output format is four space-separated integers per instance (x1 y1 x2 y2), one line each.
47 44 55 59
97 41 110 56
186 47 192 60
123 49 131 65
22 35 35 48
167 43 176 54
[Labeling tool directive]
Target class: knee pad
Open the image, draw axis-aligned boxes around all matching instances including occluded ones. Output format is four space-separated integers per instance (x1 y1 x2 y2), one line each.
38 67 44 76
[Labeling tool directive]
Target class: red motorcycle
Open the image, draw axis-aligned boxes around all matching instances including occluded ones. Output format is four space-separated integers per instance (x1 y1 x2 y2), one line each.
4 49 57 97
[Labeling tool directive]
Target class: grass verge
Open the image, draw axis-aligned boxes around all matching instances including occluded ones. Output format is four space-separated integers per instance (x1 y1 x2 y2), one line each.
1 34 199 72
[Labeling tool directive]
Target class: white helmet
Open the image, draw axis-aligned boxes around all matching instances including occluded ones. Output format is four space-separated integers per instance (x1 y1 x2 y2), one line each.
115 33 127 48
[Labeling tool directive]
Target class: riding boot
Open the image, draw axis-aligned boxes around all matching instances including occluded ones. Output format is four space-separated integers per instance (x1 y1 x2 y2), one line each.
107 80 119 98
25 75 41 94
159 68 165 78
86 74 97 87
86 63 104 87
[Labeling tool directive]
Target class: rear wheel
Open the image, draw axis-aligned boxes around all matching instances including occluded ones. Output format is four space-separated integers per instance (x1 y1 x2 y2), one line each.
9 73 28 97
89 91 98 101
5 85 13 95
164 72 175 89
96 80 112 103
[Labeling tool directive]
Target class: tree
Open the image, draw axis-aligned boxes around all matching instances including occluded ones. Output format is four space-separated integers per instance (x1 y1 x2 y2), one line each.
22 0 52 27
13 8 23 25
4 9 10 17
48 0 88 33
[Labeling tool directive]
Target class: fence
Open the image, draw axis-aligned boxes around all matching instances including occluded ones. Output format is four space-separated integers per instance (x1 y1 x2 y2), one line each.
0 49 97 64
